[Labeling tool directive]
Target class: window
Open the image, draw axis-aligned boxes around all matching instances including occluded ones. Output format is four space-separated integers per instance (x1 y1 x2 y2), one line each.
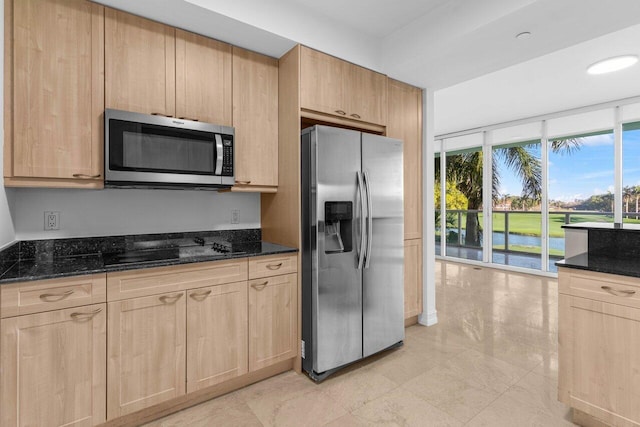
547 131 614 271
444 149 483 261
491 141 542 270
622 122 640 225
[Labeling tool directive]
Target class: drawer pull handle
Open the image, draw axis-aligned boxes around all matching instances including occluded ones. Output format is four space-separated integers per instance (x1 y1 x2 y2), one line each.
235 180 251 185
151 112 174 118
266 262 283 270
350 113 361 119
601 286 636 297
159 293 183 304
190 290 212 301
335 110 346 115
40 290 74 302
70 308 102 320
72 173 101 179
251 281 268 290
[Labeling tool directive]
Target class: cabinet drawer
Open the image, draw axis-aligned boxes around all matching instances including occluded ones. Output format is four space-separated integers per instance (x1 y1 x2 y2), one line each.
107 258 248 301
248 254 297 279
559 268 640 309
1 274 106 318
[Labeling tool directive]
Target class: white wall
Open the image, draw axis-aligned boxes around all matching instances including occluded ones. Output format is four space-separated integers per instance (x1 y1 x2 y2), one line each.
11 188 260 240
0 0 16 249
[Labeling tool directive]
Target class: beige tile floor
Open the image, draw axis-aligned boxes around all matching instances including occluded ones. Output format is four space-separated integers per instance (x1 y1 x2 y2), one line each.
144 260 574 426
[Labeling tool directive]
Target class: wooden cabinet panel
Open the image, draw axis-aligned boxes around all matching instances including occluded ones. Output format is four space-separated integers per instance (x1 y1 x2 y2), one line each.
299 46 387 126
176 29 232 125
186 282 248 392
404 239 423 319
107 292 186 418
107 258 248 301
387 79 423 240
1 273 106 318
232 47 279 190
560 268 640 310
300 46 345 119
248 253 297 279
1 304 106 426
7 0 104 183
105 8 175 117
344 62 387 126
249 273 297 371
559 294 640 426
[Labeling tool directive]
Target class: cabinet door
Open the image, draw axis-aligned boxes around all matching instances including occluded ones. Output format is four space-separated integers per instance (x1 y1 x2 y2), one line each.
9 0 104 181
299 46 345 118
107 292 185 419
404 239 423 319
105 8 175 116
248 273 297 371
559 295 640 425
232 47 278 189
176 29 232 125
186 282 248 392
387 79 423 240
1 304 106 427
344 63 387 126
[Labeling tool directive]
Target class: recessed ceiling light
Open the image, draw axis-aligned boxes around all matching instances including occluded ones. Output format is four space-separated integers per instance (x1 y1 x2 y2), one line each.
587 55 638 75
515 31 531 40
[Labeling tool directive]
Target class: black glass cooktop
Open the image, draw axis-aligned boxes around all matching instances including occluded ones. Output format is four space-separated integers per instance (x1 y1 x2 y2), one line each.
102 244 244 266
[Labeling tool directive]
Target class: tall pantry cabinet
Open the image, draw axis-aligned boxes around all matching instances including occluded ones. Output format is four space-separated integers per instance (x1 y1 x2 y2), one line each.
387 78 424 321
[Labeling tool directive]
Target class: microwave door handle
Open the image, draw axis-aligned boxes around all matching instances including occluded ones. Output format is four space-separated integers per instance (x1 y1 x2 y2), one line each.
215 134 223 175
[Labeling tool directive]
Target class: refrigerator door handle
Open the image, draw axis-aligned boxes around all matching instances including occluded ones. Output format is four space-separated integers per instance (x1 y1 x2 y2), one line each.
357 171 367 269
364 170 373 268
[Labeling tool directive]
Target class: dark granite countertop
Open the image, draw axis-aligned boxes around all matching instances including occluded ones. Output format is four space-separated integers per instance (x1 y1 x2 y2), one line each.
557 253 640 278
0 229 297 285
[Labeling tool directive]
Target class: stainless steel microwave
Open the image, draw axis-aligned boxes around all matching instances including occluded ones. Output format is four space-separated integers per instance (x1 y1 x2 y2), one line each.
104 109 234 190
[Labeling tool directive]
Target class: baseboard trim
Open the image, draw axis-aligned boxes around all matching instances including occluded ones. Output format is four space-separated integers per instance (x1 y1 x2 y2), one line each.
418 310 438 326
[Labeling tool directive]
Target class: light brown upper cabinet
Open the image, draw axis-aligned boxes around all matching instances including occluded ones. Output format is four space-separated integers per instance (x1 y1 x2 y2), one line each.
105 9 232 125
105 9 175 117
387 79 423 240
299 46 387 126
4 0 104 188
176 30 232 125
232 47 279 191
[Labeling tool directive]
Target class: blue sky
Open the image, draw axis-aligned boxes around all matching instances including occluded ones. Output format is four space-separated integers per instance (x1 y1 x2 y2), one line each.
495 129 640 203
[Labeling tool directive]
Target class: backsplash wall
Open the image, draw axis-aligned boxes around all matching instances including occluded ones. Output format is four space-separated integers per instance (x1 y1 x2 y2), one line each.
10 188 260 241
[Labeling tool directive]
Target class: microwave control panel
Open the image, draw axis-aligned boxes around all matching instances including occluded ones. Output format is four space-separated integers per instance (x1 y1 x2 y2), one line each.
222 136 234 176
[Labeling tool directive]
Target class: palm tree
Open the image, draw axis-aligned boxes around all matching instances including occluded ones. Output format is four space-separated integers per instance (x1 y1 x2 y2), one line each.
436 139 582 247
623 186 633 216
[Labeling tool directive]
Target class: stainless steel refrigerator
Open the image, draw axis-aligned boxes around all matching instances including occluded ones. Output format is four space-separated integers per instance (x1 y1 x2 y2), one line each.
301 125 404 381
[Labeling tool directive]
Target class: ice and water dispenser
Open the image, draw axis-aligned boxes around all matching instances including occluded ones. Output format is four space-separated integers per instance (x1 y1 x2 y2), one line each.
324 201 353 253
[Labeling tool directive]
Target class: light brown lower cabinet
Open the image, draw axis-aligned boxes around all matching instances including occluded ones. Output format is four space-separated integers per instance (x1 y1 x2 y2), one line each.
404 239 423 319
558 268 640 426
1 303 106 427
249 273 298 371
186 282 248 392
107 292 186 419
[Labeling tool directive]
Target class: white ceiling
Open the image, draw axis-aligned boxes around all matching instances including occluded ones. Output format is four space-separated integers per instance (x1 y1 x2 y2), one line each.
95 0 640 134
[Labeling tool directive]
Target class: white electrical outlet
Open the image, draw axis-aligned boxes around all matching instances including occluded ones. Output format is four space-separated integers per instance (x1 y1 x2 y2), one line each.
231 209 240 224
44 211 60 231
